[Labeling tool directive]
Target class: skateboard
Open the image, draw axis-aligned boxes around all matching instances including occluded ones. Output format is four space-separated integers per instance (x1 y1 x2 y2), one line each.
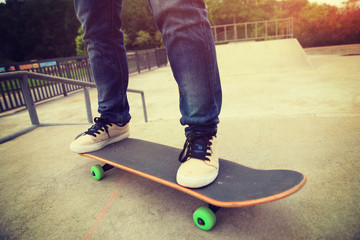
80 138 306 230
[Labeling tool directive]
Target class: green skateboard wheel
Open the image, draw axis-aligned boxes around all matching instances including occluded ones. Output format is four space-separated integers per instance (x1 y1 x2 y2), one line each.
91 164 105 181
193 206 217 231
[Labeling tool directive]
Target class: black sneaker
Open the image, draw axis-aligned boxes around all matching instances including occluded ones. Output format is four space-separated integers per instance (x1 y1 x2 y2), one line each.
176 133 219 188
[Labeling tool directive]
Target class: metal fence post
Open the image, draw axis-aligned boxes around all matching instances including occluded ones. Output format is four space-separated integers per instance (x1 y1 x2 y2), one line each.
234 24 238 41
255 22 258 39
140 92 148 123
245 23 248 40
214 27 217 42
155 49 160 68
146 51 151 70
136 51 141 73
224 25 227 41
85 58 94 82
56 60 68 97
265 21 268 39
63 62 72 96
19 74 40 126
83 87 93 123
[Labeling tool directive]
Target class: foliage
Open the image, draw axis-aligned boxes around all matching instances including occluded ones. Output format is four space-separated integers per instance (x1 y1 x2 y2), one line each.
275 0 360 47
73 0 163 53
0 0 79 63
75 27 87 56
205 0 360 47
0 0 359 63
133 31 154 49
297 3 341 47
206 0 277 25
121 0 163 50
338 0 360 44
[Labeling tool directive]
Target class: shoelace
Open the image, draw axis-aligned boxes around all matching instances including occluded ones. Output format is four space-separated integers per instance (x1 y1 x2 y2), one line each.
84 117 113 137
179 132 213 163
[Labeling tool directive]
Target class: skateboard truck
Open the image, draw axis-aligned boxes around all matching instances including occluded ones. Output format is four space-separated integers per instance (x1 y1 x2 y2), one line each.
209 204 220 213
102 164 114 172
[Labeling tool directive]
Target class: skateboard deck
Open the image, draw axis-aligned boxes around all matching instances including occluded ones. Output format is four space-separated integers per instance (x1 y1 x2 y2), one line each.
80 138 306 230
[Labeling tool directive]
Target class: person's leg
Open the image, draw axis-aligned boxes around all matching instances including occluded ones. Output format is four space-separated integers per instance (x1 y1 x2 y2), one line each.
74 0 131 124
148 0 221 135
70 0 130 153
148 0 222 188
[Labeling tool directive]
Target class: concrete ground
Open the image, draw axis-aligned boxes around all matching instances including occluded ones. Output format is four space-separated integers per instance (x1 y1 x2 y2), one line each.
0 39 359 239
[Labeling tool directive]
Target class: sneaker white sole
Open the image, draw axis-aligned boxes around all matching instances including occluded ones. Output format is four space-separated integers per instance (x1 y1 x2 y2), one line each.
70 131 130 153
176 168 219 188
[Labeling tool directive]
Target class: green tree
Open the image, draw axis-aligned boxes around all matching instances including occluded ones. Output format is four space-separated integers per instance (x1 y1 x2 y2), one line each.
0 0 23 62
275 0 360 47
275 0 308 18
133 30 153 49
338 0 360 44
121 0 162 49
0 0 79 63
19 0 79 60
75 27 87 56
295 2 338 46
206 0 277 25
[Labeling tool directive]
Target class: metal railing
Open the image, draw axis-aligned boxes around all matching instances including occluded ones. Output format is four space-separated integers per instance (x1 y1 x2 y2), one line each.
127 48 168 73
0 48 167 114
212 18 293 44
0 71 148 144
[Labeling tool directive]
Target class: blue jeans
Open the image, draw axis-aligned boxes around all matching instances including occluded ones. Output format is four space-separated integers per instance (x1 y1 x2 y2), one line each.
74 0 222 135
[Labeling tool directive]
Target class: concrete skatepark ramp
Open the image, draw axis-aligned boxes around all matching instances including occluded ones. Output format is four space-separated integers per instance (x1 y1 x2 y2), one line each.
216 38 313 75
0 37 359 239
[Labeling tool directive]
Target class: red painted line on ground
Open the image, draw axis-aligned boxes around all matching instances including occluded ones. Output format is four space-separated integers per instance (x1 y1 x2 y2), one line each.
84 176 127 240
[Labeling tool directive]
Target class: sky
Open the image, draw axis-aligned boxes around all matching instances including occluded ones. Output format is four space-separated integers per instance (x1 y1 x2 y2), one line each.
308 0 345 6
0 0 348 5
